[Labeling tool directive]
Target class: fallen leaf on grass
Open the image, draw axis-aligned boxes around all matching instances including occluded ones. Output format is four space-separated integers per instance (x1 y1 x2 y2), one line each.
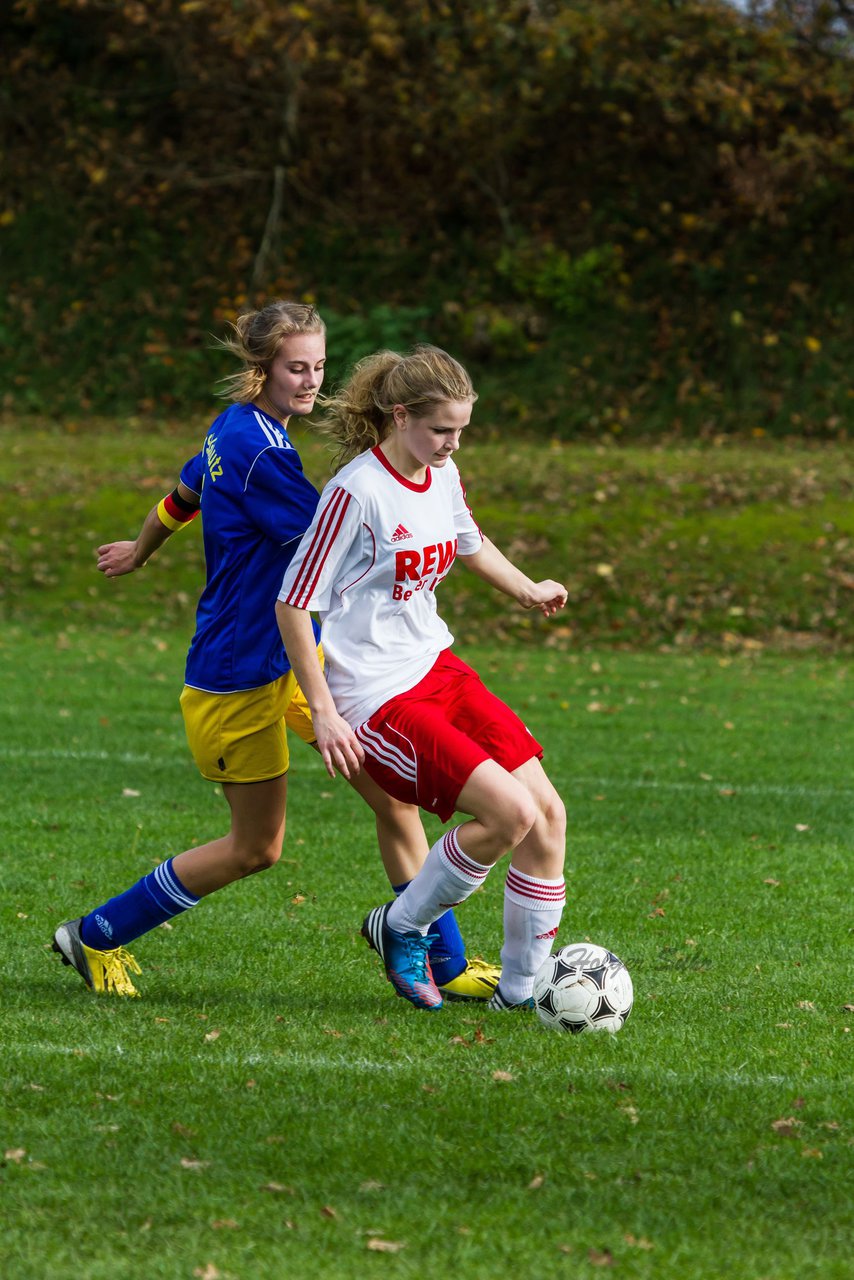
180 1158 210 1171
367 1238 405 1253
763 878 780 887
261 1182 295 1194
625 1234 655 1250
797 1001 815 1011
492 1070 515 1083
320 1205 337 1218
204 1029 221 1042
193 1266 220 1280
589 1247 614 1266
528 1174 545 1189
771 1117 802 1137
211 1219 239 1230
4 1148 26 1163
801 1147 823 1159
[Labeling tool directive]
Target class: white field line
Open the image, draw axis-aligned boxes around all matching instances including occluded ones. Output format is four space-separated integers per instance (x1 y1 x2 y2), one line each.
570 775 854 799
2 745 851 798
17 1040 842 1092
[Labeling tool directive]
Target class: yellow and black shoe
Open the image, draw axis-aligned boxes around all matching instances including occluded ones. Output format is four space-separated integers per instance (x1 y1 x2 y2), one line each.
52 917 142 997
439 957 501 1003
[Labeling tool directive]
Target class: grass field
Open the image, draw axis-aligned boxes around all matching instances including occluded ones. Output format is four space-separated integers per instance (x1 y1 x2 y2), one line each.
2 419 852 650
1 623 851 1280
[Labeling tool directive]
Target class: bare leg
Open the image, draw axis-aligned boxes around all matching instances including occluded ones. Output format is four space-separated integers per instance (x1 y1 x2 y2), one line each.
171 773 289 897
506 757 566 879
346 767 430 881
453 759 538 865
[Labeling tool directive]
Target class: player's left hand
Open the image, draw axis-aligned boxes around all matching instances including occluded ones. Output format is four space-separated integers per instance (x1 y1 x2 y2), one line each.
525 580 568 617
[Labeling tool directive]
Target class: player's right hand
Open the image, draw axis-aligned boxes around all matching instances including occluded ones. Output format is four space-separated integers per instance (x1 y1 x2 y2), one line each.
96 541 140 577
312 711 365 780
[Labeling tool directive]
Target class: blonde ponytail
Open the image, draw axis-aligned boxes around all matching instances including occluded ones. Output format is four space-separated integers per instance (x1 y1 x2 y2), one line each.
321 344 476 471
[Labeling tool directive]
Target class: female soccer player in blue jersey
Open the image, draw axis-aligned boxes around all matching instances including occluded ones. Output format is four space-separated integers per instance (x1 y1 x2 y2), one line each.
52 302 497 1001
277 345 568 1013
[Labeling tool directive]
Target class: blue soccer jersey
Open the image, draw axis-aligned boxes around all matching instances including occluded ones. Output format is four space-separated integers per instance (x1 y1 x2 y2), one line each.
179 403 321 693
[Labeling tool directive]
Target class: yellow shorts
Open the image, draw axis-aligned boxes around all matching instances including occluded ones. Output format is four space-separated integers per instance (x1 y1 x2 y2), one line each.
180 649 321 785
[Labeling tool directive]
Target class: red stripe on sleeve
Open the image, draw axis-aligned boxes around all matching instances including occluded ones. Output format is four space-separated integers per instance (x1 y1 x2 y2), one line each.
286 488 352 609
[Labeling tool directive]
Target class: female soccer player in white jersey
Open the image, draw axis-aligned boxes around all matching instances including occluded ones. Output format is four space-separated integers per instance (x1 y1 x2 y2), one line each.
51 305 497 1002
276 345 568 1012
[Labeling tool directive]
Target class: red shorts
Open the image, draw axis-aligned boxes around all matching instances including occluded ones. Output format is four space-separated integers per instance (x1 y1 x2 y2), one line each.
355 650 543 822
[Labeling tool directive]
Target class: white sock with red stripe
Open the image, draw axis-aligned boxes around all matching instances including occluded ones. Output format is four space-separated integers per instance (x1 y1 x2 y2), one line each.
498 864 566 1003
387 826 492 935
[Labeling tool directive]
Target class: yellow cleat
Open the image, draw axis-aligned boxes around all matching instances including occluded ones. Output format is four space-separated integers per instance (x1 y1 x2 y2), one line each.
52 918 142 997
439 957 501 1002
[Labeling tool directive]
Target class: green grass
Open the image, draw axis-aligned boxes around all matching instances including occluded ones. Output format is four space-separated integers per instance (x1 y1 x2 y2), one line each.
2 419 852 649
1 626 852 1279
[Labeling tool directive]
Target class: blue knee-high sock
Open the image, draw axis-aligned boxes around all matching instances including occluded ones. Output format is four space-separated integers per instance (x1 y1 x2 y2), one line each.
80 858 200 950
392 881 466 986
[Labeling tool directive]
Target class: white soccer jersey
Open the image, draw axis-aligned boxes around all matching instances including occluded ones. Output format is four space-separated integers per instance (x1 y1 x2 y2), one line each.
279 445 483 727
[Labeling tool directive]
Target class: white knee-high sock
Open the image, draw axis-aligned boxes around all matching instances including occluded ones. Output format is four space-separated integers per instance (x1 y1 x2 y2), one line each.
388 826 492 934
499 865 566 1002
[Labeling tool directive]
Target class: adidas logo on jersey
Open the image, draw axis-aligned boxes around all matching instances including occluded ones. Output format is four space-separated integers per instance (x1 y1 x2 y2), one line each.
390 524 413 542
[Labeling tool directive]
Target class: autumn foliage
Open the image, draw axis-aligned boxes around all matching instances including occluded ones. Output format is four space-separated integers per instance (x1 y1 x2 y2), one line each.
2 0 852 432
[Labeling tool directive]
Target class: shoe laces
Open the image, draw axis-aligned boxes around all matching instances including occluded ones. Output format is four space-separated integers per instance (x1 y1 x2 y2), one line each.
404 931 437 983
465 957 498 976
99 947 142 995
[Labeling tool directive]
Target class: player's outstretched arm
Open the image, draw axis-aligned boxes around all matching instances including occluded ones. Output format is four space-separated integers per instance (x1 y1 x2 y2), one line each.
458 536 567 617
275 600 364 781
96 481 200 577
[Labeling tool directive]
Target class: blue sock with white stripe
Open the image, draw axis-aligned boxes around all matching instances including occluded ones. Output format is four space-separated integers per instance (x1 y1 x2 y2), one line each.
392 880 467 987
79 858 200 950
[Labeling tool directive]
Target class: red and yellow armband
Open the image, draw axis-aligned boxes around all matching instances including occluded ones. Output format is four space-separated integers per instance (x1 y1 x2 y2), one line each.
156 488 201 533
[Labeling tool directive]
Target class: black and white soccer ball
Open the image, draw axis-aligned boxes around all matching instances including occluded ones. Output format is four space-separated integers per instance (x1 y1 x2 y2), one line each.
533 942 633 1034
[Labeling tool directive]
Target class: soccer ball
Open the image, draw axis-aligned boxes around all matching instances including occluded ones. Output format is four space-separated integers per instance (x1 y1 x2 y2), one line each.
533 942 633 1034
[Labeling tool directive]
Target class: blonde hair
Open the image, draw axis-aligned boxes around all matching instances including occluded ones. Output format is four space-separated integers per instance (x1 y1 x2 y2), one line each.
321 344 477 471
215 301 326 403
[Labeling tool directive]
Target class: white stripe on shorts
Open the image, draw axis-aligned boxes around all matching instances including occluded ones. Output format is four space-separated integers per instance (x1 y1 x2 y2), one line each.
355 722 417 782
